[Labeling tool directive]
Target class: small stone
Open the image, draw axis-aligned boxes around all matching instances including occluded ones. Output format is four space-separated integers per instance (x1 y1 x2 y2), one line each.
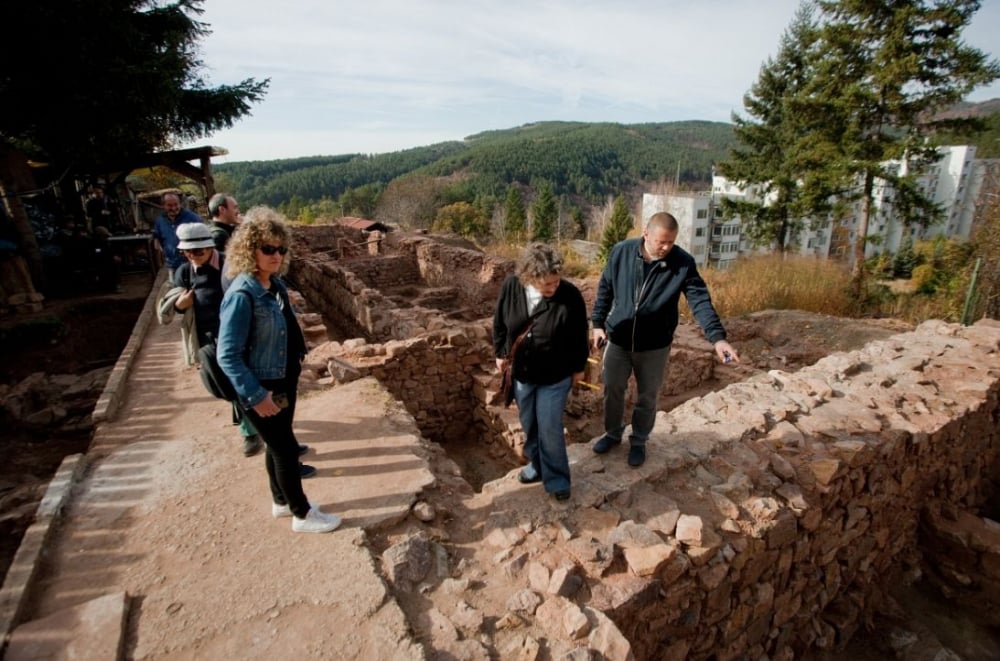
412 501 436 522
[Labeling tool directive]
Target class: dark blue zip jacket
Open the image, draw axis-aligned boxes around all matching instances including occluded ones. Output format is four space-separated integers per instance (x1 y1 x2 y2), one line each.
591 238 726 352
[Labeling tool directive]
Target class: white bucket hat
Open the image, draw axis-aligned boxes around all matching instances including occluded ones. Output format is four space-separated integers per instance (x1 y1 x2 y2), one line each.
176 223 215 250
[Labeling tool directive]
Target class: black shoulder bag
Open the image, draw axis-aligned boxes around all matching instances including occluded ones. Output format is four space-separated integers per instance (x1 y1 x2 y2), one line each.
198 291 252 402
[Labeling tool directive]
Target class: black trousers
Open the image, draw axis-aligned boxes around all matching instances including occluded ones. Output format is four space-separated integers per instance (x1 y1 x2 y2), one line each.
240 378 309 518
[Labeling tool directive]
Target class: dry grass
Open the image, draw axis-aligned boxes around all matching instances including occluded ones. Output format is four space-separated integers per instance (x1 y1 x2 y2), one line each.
702 255 854 318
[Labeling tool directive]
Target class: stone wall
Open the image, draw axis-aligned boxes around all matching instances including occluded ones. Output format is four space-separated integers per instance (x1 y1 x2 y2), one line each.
567 320 1000 659
304 325 498 444
346 255 421 291
395 235 512 318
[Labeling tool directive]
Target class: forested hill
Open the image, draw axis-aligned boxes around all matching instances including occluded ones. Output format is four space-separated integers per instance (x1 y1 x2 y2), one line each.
216 120 736 209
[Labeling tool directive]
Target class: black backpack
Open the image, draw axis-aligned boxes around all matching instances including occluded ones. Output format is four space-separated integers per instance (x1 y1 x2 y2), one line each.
199 290 252 402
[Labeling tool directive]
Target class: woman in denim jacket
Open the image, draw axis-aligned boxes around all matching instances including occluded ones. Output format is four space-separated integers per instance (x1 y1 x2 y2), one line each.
217 207 341 534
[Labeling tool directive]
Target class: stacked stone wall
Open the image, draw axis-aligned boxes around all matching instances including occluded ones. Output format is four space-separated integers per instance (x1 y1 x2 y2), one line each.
305 326 497 443
290 257 451 343
395 236 512 316
569 320 1000 659
347 255 421 290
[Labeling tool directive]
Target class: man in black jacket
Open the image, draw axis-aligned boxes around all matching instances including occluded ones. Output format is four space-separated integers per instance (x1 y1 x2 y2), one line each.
590 212 739 467
208 193 241 252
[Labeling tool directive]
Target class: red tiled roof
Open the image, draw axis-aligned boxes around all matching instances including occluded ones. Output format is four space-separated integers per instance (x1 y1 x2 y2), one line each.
341 217 377 230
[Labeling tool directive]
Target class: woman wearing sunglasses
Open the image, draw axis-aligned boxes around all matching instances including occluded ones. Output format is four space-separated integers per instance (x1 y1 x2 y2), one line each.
217 207 342 534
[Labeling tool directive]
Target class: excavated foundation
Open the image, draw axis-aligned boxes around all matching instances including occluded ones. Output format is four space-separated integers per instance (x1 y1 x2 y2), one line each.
284 223 1000 659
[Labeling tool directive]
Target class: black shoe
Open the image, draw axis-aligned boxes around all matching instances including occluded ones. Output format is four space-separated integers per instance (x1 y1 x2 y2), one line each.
242 434 264 457
299 463 317 479
298 444 309 456
628 445 646 467
518 469 541 484
554 490 571 501
593 435 621 454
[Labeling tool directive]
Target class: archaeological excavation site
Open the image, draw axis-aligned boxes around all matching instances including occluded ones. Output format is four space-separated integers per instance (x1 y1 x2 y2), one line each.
5 221 999 661
278 223 1000 660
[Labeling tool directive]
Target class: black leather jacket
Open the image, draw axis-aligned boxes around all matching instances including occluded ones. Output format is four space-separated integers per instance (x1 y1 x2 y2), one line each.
591 238 726 352
493 275 589 385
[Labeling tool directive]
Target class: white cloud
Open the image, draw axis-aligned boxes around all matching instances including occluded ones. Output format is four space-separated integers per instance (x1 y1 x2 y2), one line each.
189 0 1000 161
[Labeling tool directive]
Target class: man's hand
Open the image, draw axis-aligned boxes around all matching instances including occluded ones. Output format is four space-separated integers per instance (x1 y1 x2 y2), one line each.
591 328 607 352
714 340 740 365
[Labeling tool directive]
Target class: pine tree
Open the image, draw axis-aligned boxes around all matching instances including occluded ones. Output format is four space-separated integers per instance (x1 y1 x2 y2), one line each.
598 196 634 263
717 5 824 251
503 187 527 242
531 182 557 242
797 0 999 294
0 0 268 290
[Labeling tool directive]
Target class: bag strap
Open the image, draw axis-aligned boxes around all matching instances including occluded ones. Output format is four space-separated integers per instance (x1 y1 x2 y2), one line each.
508 304 545 363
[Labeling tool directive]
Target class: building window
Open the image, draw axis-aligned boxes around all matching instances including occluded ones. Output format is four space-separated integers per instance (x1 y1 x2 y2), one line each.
695 227 705 237
697 209 707 219
692 244 705 255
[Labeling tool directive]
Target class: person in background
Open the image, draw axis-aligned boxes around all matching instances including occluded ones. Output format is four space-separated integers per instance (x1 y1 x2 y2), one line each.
207 193 241 252
85 185 116 233
152 191 202 285
217 207 340 533
493 243 589 501
590 211 739 468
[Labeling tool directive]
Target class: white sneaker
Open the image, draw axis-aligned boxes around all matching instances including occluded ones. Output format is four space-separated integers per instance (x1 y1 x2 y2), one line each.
272 502 293 518
292 506 342 533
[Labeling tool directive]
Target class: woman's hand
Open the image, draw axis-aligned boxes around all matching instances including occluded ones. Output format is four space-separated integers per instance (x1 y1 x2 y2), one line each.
253 392 282 417
175 289 195 311
496 357 507 372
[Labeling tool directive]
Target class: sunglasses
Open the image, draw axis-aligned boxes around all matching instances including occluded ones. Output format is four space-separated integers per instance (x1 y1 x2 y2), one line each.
259 244 288 256
184 248 208 256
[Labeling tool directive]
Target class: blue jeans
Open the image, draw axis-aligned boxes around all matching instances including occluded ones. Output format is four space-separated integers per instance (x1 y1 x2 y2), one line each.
515 376 572 494
602 342 671 446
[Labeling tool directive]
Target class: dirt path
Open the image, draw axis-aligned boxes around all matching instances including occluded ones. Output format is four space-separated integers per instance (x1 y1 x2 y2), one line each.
13 315 433 659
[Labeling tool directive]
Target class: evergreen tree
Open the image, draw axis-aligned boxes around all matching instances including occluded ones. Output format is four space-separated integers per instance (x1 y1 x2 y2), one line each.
503 187 527 241
531 182 557 242
570 206 586 240
598 196 634 263
0 0 268 289
892 235 918 278
796 0 999 294
433 202 489 238
717 5 823 251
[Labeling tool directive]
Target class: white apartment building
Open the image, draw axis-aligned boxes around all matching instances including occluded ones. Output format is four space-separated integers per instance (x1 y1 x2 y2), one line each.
640 192 713 266
645 145 991 268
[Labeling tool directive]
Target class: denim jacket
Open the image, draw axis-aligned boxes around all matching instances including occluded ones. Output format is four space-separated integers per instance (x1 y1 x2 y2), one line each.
217 272 303 409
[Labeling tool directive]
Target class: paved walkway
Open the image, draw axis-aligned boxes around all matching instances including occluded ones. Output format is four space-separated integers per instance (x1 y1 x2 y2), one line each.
3 280 436 659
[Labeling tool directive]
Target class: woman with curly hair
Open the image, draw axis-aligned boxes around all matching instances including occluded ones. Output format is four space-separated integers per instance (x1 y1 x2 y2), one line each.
217 207 341 533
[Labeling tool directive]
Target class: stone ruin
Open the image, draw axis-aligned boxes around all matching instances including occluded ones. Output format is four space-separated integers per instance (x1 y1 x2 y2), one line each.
279 223 1000 660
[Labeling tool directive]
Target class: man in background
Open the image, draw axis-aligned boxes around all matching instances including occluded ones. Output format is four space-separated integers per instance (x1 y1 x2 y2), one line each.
152 191 202 284
85 185 118 233
208 193 241 252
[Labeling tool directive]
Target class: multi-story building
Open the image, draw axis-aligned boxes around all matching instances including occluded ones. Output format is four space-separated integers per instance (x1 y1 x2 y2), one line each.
644 145 994 269
640 192 713 266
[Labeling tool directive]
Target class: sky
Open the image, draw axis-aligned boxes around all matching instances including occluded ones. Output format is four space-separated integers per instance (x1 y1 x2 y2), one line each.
188 0 1000 163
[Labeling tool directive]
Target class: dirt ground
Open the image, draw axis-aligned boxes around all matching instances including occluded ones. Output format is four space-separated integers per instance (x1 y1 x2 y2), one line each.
0 272 153 580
